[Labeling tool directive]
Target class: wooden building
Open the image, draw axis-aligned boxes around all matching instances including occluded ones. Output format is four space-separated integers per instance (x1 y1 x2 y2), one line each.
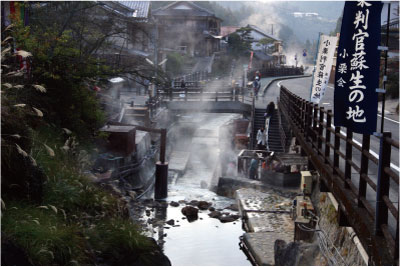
153 1 222 57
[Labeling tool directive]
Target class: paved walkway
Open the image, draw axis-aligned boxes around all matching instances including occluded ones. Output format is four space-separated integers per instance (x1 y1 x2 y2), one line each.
255 75 311 109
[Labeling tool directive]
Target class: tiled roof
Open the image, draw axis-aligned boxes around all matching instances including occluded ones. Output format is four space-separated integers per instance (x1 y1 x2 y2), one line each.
248 24 280 41
118 1 150 19
221 26 240 37
153 1 221 20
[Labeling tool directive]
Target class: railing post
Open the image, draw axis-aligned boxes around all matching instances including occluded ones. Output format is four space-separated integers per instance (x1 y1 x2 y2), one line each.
215 91 218 102
185 87 188 101
325 110 332 164
169 88 172 101
306 102 313 142
375 132 392 235
313 104 318 147
358 134 370 207
333 126 341 175
296 97 301 127
318 107 324 155
344 128 353 188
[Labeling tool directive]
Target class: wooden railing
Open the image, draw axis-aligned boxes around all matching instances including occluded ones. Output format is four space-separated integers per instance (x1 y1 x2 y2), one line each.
279 85 399 265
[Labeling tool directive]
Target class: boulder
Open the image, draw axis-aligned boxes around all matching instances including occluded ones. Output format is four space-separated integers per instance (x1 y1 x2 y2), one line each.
181 206 199 222
208 210 222 219
197 201 211 210
219 215 239 223
170 201 179 207
208 207 215 211
166 219 175 226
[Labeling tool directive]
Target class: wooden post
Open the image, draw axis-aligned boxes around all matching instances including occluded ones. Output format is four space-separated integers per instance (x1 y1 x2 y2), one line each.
344 128 353 188
333 126 340 175
375 132 391 235
318 107 324 155
155 128 168 200
325 110 332 163
312 104 318 146
358 134 370 207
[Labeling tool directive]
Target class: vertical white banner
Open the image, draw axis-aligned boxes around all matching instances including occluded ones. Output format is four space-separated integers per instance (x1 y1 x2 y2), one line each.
310 35 338 103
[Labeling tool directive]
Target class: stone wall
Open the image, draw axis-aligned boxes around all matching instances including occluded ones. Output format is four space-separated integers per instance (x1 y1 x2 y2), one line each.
311 179 369 266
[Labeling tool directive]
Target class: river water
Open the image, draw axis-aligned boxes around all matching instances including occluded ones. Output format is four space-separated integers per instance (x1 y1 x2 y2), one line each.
144 113 251 266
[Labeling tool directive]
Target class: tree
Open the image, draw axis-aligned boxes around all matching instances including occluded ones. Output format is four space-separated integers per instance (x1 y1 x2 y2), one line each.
9 2 167 138
257 37 275 54
228 27 253 57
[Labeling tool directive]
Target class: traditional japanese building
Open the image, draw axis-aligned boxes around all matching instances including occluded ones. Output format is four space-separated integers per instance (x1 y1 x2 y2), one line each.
152 1 222 57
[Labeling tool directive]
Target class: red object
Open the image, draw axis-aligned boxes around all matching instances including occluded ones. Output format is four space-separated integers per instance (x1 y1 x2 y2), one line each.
93 86 101 92
248 51 254 70
10 2 15 15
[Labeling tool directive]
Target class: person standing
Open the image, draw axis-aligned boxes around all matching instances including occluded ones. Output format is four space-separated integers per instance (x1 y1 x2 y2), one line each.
264 101 275 119
256 127 267 150
248 154 259 180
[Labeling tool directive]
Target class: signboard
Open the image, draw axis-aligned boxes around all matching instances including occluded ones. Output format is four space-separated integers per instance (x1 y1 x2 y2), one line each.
310 35 337 103
334 1 383 134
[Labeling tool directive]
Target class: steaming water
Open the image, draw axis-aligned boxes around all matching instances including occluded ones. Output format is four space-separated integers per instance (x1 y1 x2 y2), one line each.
155 113 251 266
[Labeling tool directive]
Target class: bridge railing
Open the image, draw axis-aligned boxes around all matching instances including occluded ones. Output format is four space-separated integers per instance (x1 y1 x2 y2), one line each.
157 87 254 104
279 85 399 265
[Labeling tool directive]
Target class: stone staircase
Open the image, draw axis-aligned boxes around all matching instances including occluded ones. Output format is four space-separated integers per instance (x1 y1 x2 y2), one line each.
252 108 266 149
267 111 284 152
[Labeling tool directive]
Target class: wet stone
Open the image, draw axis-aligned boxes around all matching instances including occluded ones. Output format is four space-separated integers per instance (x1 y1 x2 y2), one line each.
170 201 180 207
197 201 212 210
208 210 222 219
181 206 199 222
166 219 175 226
208 207 215 211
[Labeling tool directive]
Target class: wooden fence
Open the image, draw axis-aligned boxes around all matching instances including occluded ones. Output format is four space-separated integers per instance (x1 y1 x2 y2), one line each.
279 85 398 265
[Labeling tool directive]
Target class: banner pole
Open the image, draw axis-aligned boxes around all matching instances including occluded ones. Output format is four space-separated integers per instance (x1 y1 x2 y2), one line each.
309 32 322 101
380 3 391 133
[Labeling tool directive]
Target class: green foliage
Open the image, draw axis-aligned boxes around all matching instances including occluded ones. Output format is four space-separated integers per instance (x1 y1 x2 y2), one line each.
166 52 185 76
1 125 157 265
11 20 106 140
87 218 154 265
2 201 89 265
228 27 253 57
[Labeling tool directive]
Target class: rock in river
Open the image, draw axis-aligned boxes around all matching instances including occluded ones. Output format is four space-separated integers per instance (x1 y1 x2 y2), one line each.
219 215 238 223
197 201 211 210
166 219 175 226
170 201 180 207
181 206 199 222
208 210 222 219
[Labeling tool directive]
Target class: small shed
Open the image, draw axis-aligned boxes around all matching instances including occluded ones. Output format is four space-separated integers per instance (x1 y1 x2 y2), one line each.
100 125 136 156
